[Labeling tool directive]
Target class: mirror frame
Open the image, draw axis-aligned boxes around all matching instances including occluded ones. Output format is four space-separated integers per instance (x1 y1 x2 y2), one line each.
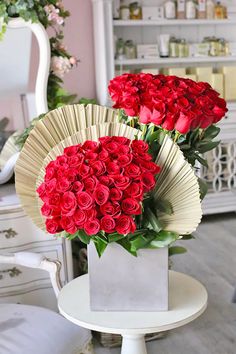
0 18 50 184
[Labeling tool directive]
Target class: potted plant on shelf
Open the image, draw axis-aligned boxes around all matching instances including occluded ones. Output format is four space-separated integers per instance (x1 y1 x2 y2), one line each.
15 74 227 312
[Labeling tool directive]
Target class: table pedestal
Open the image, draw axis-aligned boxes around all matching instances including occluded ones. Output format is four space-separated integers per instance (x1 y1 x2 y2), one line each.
121 334 147 354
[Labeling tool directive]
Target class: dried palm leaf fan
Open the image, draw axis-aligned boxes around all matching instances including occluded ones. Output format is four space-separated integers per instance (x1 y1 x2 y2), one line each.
15 103 202 236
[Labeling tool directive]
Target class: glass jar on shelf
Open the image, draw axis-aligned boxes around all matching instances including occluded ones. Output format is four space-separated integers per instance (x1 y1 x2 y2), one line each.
178 39 188 57
124 40 137 59
169 37 179 57
164 0 176 19
186 0 197 19
129 2 142 20
116 38 126 60
214 1 225 19
120 5 130 20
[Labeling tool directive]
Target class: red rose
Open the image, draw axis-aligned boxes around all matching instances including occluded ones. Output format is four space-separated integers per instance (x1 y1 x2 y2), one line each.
45 167 56 181
121 198 141 215
56 155 68 167
98 149 110 162
116 215 136 235
61 191 77 216
83 176 98 192
66 168 78 183
64 145 81 157
139 105 152 124
125 182 143 200
57 177 71 193
84 219 100 235
110 188 123 201
113 136 130 145
86 209 98 220
151 101 166 125
68 154 84 167
94 184 110 205
117 154 132 167
36 183 46 198
82 141 98 152
72 181 84 193
141 161 161 175
113 175 131 190
41 203 52 217
78 164 91 179
175 111 195 134
76 191 93 210
73 209 87 227
46 218 61 234
101 215 116 233
117 145 130 155
45 178 57 193
90 161 106 176
131 140 149 153
99 175 113 186
60 216 77 234
85 151 98 161
141 173 156 192
48 193 61 209
125 163 141 178
106 162 121 175
103 141 118 153
100 202 121 218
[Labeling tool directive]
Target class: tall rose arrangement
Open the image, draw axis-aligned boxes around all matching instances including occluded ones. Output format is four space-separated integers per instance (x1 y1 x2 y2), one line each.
108 73 228 198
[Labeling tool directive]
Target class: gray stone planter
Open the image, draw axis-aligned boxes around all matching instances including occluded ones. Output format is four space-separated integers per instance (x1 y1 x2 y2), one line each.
88 242 169 311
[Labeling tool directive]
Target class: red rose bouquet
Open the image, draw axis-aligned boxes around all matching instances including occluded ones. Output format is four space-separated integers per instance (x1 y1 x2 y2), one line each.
109 73 227 198
15 100 207 257
37 136 164 256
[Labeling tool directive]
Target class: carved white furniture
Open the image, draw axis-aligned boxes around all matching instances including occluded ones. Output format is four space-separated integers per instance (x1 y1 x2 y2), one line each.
0 18 73 311
91 0 236 214
0 17 50 183
58 271 208 354
0 252 93 354
0 184 73 311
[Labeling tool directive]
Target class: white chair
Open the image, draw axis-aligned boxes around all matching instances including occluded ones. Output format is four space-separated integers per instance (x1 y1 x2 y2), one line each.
0 252 94 354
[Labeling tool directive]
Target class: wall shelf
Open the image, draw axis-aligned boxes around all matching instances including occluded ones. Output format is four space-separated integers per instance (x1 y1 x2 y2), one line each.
113 19 236 27
115 56 236 66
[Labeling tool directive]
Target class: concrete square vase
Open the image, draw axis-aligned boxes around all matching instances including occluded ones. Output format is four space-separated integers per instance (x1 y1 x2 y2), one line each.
88 242 169 311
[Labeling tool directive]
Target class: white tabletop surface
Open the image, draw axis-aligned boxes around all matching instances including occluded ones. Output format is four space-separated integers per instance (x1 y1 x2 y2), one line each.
58 271 208 335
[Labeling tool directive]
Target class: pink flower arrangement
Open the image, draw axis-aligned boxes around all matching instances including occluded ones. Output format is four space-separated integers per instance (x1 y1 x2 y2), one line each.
108 73 228 134
37 137 160 236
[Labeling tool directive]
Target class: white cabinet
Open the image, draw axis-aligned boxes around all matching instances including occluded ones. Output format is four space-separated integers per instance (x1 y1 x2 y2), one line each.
92 0 236 214
0 184 73 310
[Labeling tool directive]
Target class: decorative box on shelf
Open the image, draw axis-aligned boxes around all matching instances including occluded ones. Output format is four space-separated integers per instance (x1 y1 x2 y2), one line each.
0 183 73 310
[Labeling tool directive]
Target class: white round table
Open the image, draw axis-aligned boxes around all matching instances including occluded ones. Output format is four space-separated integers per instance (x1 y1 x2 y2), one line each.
58 271 208 354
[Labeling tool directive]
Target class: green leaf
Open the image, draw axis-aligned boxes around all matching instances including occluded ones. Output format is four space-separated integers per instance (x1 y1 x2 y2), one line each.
77 230 91 244
180 144 191 151
194 153 208 168
130 234 154 252
197 141 220 153
117 238 137 257
180 234 195 240
155 199 173 215
169 246 187 256
198 177 208 200
93 236 108 257
150 230 179 248
145 208 162 233
203 125 220 141
107 233 125 243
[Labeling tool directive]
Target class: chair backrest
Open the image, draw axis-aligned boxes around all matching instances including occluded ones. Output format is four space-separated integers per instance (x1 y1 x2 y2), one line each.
0 252 62 298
